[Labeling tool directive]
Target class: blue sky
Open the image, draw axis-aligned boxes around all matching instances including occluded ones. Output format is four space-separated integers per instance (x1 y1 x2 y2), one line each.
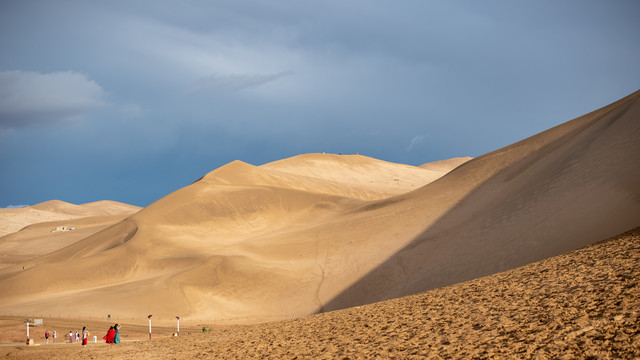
1 1 639 207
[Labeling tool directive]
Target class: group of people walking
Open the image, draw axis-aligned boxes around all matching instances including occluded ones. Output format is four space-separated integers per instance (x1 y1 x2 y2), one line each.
44 330 56 343
67 328 89 345
43 328 87 346
103 323 122 344
43 324 120 347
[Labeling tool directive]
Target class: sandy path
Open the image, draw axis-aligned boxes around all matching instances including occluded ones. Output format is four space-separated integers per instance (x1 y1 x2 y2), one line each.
3 226 638 359
0 316 199 345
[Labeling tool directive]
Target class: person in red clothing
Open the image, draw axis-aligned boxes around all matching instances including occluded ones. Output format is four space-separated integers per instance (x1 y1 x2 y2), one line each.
82 327 89 347
103 326 115 343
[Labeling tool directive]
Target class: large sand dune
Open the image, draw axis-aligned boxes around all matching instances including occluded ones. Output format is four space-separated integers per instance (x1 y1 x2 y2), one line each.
3 226 638 359
0 90 638 325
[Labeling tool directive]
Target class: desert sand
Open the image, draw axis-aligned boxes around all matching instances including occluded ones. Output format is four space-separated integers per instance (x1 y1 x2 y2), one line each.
0 201 141 269
0 89 638 357
0 200 140 238
0 154 472 320
1 227 638 359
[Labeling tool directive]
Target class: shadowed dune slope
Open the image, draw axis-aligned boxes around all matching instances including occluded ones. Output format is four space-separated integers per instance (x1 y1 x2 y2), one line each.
0 90 638 323
325 88 640 310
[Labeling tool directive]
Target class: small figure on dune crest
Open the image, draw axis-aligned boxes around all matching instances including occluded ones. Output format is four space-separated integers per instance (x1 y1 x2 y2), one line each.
44 330 50 343
82 326 89 347
68 330 73 343
113 323 122 344
53 330 56 343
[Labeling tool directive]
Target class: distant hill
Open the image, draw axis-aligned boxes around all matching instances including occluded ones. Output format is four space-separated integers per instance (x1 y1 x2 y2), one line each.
0 200 141 238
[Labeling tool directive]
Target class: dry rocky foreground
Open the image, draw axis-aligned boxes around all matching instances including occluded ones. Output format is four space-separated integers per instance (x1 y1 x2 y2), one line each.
2 227 638 359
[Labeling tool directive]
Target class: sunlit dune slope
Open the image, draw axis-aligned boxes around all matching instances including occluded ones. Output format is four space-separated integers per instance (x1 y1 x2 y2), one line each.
80 200 143 215
0 90 638 323
418 156 472 171
0 156 452 319
261 153 467 198
31 200 109 216
0 214 132 268
0 200 141 238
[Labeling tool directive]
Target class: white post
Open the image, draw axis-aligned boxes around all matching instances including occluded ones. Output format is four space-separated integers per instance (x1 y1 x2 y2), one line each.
148 315 152 340
26 320 29 340
176 316 180 336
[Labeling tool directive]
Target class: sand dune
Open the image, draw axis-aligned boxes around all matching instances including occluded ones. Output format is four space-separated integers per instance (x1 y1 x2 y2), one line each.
418 156 472 171
79 200 143 215
0 156 458 319
3 227 638 359
31 200 109 217
0 90 638 327
0 200 140 238
0 200 141 273
261 153 468 198
0 215 132 269
325 89 640 310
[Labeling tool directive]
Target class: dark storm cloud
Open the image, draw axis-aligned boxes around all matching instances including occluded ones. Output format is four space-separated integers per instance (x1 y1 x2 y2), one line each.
0 71 107 131
189 72 292 94
0 0 639 207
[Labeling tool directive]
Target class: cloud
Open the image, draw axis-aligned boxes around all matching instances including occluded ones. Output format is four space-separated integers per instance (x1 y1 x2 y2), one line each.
406 135 425 151
0 71 107 130
189 72 292 94
120 104 143 119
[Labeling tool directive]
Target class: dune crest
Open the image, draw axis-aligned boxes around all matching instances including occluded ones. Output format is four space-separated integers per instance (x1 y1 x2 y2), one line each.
419 156 472 171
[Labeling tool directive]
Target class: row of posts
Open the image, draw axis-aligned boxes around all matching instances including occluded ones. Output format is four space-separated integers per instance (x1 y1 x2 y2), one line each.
147 315 180 339
25 315 181 345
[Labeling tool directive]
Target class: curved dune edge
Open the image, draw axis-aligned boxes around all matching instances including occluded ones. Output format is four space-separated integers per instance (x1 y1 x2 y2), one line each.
2 226 638 359
0 89 638 325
